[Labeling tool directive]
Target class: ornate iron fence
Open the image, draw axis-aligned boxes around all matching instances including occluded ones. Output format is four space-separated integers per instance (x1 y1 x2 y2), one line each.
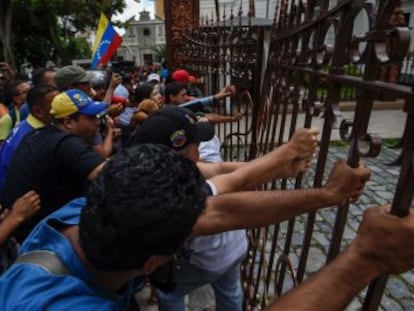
179 0 413 309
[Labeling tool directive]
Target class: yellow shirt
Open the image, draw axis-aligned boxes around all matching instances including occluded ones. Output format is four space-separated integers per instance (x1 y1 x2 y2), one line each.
0 107 20 140
26 114 45 129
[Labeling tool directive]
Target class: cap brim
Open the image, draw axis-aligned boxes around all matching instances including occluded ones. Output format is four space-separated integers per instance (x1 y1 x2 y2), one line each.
195 122 215 142
79 101 108 116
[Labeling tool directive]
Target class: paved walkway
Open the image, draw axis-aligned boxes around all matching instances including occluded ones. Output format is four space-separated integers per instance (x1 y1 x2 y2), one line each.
291 146 410 311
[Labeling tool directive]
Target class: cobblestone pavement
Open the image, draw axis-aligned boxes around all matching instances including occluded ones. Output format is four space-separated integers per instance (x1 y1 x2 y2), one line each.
267 146 412 311
137 146 412 311
329 147 413 311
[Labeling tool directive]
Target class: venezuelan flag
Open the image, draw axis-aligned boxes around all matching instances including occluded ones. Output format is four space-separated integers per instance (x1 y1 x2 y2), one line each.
91 13 123 69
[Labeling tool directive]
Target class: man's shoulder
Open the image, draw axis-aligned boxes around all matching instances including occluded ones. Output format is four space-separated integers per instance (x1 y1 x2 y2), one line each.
20 198 86 250
41 197 86 226
0 263 120 311
23 126 84 150
23 125 68 140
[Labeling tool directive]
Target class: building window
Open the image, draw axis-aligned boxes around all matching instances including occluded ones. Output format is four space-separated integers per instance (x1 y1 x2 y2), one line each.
143 28 151 36
144 54 153 63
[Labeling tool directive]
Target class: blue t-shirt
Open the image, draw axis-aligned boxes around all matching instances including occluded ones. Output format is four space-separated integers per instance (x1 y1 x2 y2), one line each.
0 198 130 311
0 117 37 192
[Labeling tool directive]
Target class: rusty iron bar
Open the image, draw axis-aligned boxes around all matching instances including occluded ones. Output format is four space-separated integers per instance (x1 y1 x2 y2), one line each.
362 8 414 296
362 109 414 309
175 0 414 309
275 71 307 295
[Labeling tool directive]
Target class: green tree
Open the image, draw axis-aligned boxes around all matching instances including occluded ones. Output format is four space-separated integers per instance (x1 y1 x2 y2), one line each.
0 0 127 68
153 44 166 63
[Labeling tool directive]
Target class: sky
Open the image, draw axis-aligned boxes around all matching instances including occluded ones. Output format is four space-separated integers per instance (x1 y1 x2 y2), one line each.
114 0 155 34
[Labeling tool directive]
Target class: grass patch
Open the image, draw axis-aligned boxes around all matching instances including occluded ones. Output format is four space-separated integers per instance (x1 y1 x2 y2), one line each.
381 138 401 148
329 140 348 147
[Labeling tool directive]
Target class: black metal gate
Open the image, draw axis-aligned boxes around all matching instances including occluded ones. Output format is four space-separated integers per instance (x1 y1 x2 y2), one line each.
177 0 414 309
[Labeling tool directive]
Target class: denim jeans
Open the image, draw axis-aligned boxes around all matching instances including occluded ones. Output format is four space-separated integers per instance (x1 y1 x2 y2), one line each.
156 256 243 311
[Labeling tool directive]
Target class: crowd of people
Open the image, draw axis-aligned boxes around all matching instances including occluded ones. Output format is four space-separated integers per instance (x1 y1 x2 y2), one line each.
0 60 412 311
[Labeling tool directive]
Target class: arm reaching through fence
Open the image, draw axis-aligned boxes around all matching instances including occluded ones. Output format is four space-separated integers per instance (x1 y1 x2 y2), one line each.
193 160 370 235
264 205 414 311
203 127 320 193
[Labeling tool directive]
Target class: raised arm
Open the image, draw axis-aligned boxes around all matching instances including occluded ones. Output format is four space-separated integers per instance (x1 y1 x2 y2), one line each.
103 73 122 104
179 85 236 110
208 127 319 194
0 191 40 245
192 160 370 236
265 206 414 310
204 112 243 124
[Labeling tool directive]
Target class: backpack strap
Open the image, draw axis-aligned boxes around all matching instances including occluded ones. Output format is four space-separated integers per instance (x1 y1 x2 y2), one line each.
15 250 70 275
15 250 120 302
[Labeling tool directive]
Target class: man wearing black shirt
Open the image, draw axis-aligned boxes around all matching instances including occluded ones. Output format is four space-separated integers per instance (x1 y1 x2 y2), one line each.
0 89 106 241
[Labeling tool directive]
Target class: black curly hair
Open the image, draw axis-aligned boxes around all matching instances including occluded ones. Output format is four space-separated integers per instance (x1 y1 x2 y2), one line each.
79 144 206 272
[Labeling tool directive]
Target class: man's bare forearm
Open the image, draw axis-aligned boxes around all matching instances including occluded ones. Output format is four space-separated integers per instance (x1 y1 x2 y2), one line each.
208 143 297 194
195 160 369 234
193 187 335 235
265 244 379 310
197 161 245 178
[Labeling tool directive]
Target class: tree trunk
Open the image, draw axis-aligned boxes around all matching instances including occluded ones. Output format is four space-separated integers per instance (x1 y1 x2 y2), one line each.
0 0 16 66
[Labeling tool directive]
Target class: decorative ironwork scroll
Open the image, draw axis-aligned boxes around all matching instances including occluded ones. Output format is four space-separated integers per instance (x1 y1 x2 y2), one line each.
168 0 414 309
164 0 199 69
240 0 414 309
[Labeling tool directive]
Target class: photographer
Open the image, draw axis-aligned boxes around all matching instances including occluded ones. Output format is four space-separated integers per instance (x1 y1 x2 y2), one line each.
89 71 123 158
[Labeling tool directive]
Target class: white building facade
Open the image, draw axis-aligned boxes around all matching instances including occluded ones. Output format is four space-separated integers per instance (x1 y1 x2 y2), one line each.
118 10 166 64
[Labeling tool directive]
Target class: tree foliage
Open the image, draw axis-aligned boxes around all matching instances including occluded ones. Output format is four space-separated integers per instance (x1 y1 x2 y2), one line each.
153 44 166 63
0 0 127 68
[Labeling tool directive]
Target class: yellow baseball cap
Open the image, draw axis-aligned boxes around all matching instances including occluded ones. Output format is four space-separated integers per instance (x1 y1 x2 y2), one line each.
50 89 107 119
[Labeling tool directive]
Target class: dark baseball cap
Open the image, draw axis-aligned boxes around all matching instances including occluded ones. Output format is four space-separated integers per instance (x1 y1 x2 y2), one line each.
132 106 214 151
55 65 93 91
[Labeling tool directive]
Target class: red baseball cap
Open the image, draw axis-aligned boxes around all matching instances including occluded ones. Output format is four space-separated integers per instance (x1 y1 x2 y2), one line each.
112 95 128 105
172 69 190 83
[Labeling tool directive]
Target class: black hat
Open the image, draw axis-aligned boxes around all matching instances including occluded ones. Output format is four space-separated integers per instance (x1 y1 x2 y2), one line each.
134 106 214 151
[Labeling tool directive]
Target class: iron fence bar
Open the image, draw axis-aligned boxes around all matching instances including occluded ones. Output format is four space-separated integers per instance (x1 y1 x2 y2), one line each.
327 0 379 263
362 110 414 310
177 0 414 308
275 68 308 295
277 65 414 99
296 100 334 282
